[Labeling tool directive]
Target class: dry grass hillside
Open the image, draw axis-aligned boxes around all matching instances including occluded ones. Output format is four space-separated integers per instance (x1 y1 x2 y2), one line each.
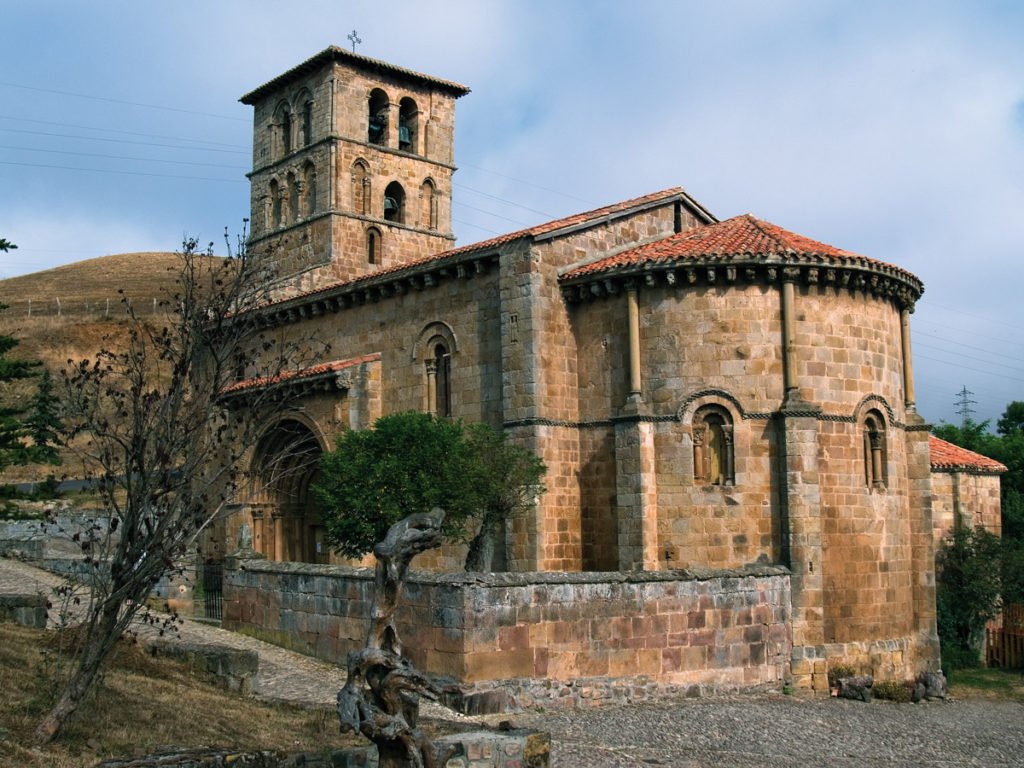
0 252 224 483
0 252 223 367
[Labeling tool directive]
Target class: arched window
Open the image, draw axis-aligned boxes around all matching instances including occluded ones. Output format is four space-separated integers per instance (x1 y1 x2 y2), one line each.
693 405 734 486
420 179 437 230
863 410 888 489
368 88 389 145
281 111 292 156
367 226 382 265
301 98 313 146
399 97 418 153
351 160 369 215
287 171 300 223
270 179 282 229
426 341 452 418
383 181 405 224
273 102 291 160
303 162 317 217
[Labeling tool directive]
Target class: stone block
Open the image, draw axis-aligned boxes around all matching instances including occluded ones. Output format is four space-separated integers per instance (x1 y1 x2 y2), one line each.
147 640 259 695
0 592 47 629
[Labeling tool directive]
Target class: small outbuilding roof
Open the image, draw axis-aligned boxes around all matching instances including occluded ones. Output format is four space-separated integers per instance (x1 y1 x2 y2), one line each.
220 353 381 397
929 434 1007 474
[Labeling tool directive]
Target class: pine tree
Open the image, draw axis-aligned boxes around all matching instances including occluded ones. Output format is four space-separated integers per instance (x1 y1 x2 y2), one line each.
0 237 42 469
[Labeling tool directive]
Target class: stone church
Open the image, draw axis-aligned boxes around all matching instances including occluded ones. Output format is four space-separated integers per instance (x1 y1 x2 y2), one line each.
217 45 955 692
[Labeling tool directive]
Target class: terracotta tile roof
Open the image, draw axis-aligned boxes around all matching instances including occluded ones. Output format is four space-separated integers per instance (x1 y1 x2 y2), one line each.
240 46 470 104
220 353 381 396
256 187 696 312
929 435 1007 473
560 213 917 282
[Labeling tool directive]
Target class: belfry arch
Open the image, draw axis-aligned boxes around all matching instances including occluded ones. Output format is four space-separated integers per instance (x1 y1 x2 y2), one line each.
249 418 328 564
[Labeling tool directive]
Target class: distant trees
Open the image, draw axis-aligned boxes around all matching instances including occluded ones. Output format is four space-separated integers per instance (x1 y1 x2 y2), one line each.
33 235 305 743
933 401 1024 669
314 412 545 570
0 237 61 471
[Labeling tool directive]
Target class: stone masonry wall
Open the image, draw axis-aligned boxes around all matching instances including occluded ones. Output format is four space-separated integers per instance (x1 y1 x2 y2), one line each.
931 470 1002 542
223 560 792 697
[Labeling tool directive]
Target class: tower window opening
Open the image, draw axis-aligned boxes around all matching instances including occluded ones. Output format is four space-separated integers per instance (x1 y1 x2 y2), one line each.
367 227 382 264
383 181 405 224
302 100 313 146
399 97 418 153
368 89 389 145
420 179 437 230
281 111 292 155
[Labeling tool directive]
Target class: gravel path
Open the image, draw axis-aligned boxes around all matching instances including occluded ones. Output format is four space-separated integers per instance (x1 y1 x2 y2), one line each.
505 693 1024 767
4 556 1023 767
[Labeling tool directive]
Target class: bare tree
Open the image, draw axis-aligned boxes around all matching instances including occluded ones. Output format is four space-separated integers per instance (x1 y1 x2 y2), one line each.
35 234 313 743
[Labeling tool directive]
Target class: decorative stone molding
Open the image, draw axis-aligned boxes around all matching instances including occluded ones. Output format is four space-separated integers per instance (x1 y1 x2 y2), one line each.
560 258 922 311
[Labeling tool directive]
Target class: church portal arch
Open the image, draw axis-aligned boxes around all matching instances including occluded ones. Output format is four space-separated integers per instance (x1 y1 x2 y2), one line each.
249 418 328 563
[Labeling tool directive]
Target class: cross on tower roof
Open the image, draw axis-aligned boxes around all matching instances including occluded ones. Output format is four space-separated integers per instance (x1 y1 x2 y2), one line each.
347 29 362 53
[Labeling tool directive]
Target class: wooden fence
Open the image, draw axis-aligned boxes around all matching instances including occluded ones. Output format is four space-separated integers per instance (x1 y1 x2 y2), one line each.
986 604 1024 669
1 297 169 318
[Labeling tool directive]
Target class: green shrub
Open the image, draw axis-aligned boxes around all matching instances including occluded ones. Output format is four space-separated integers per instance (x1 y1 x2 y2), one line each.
827 663 857 690
872 680 912 703
936 526 1003 669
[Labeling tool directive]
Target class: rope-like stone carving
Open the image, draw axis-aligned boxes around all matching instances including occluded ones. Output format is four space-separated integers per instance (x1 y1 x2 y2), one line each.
337 510 452 768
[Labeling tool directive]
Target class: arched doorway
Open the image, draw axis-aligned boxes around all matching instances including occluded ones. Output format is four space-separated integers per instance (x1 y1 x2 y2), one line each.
250 419 327 563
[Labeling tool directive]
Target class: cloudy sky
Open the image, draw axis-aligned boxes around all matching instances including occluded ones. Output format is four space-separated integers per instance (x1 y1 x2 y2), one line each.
2 0 1022 427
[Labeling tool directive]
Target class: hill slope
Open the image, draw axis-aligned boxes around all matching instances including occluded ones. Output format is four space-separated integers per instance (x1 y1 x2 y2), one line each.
0 252 224 482
0 251 208 318
0 251 225 363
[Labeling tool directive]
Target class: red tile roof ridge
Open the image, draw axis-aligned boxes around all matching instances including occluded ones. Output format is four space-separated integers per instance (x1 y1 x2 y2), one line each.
929 434 1007 473
251 187 693 312
560 213 918 283
220 352 381 395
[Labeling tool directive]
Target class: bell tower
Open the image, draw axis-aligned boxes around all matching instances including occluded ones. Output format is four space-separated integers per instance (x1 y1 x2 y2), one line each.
241 47 470 293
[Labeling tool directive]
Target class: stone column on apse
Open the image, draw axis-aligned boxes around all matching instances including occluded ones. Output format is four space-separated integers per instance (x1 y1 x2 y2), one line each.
615 282 659 571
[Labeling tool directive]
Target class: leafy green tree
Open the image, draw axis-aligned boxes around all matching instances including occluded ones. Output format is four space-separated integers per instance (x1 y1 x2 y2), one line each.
462 423 546 571
932 417 993 455
314 412 545 569
936 526 1003 669
997 402 1024 437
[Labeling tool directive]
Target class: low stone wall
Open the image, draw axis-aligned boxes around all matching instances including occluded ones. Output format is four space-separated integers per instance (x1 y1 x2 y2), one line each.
147 639 259 695
223 560 792 702
0 592 47 628
790 635 935 692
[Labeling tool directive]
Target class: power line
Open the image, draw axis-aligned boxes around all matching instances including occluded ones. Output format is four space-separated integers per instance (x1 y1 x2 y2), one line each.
460 161 598 207
914 353 1024 384
914 329 1024 366
0 160 245 183
0 81 246 122
0 114 248 150
454 184 559 220
0 144 247 171
914 340 1024 376
0 127 248 154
